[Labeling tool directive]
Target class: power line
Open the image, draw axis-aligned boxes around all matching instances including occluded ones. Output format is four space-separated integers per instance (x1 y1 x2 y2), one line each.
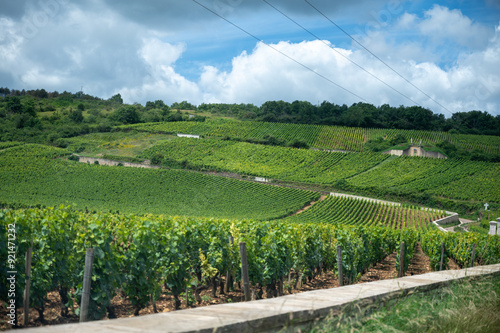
263 0 421 107
303 0 454 115
191 0 370 103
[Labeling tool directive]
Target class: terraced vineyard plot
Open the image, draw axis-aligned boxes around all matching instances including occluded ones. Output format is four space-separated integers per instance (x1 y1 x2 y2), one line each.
140 138 389 183
428 163 500 203
454 133 500 155
125 120 209 135
0 144 318 219
303 152 389 184
381 128 456 146
123 120 500 155
64 132 173 157
346 156 450 189
124 119 258 139
313 126 366 151
280 196 443 231
246 122 321 146
346 156 500 204
140 138 500 206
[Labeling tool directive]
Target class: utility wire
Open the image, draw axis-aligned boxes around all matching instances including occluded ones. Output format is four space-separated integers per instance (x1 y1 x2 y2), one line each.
303 0 454 115
191 0 370 103
263 0 421 107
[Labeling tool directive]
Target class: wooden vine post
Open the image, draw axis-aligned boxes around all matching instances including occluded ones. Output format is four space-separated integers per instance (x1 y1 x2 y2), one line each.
439 242 445 271
398 242 405 278
23 240 33 326
336 245 343 286
239 242 251 302
80 248 94 322
470 243 476 268
224 236 234 294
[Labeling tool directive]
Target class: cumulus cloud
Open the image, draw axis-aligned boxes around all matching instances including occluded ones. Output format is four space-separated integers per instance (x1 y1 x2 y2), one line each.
419 5 491 48
118 38 201 104
199 40 365 105
196 24 500 115
396 12 418 30
0 0 499 116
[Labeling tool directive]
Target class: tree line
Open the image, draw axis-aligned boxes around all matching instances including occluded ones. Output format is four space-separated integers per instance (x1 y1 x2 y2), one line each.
1 88 499 148
0 88 204 146
198 101 500 136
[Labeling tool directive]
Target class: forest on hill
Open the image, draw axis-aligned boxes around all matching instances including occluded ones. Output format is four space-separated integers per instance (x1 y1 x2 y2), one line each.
198 100 500 136
1 87 499 162
1 87 499 135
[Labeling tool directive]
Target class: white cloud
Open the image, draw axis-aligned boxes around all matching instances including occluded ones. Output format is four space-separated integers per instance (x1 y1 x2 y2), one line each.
0 17 24 69
0 1 499 116
396 12 418 30
452 25 500 107
199 40 365 105
140 38 185 68
419 5 491 48
118 38 200 104
195 27 500 115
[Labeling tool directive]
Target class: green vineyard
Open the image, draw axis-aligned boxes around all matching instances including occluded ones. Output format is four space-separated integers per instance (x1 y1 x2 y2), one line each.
0 144 318 220
139 137 500 205
139 138 388 183
280 195 445 231
123 119 500 155
346 156 500 203
1 207 498 320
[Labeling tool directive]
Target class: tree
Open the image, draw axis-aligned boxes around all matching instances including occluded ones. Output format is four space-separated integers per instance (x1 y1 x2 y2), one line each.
171 101 195 110
288 139 309 149
69 109 84 123
22 98 37 117
341 105 365 127
6 96 23 113
112 106 140 124
109 93 123 104
402 106 434 131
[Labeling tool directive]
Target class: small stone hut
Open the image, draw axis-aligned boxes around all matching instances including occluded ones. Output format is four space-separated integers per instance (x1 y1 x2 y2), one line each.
383 143 447 159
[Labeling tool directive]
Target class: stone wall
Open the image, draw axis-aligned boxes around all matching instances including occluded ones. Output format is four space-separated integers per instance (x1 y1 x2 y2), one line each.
76 156 159 169
255 177 270 182
489 218 500 236
384 149 405 156
177 133 200 139
432 213 459 232
383 146 447 159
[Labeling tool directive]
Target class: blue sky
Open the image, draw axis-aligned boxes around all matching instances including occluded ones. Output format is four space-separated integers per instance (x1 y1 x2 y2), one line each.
1 0 499 116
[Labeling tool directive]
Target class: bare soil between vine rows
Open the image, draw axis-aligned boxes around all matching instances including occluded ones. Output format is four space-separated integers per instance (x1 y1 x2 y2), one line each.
0 243 461 331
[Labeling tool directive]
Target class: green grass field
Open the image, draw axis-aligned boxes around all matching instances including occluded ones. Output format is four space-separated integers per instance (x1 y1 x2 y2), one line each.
310 275 500 333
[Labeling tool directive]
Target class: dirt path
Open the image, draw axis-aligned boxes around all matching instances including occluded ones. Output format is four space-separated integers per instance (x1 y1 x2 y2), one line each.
290 195 327 216
330 192 401 207
76 156 159 169
71 154 333 195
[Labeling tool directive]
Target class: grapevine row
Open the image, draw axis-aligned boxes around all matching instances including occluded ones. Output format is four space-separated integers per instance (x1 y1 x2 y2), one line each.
122 119 500 155
0 144 318 220
1 207 416 320
280 196 444 231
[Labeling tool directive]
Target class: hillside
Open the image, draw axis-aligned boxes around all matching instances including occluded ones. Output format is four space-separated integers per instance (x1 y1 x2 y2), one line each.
1 89 499 160
123 119 500 157
1 92 500 330
0 144 318 220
